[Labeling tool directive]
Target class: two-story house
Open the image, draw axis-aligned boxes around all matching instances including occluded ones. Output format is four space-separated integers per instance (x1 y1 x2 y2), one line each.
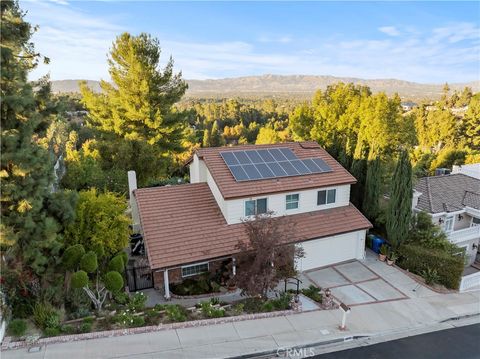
129 142 372 298
413 173 480 267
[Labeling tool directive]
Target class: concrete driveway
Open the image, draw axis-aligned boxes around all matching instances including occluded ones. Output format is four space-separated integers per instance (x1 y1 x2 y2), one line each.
302 250 434 306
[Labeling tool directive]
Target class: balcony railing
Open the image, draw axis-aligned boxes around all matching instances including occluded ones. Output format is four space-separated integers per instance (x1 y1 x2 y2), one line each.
447 226 480 244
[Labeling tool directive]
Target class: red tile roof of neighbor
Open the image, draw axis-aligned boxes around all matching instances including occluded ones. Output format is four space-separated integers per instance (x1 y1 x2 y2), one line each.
134 183 372 270
193 141 357 199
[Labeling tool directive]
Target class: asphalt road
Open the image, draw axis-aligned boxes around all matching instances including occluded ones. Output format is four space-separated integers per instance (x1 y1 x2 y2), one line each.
316 324 480 359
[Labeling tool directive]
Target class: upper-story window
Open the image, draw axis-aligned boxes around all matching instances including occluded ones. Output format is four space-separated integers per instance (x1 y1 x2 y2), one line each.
245 198 267 216
286 194 299 210
317 189 336 205
444 216 454 232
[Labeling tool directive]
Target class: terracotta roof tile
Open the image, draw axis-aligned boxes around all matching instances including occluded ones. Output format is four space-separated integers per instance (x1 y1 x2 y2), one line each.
194 141 357 199
134 183 372 269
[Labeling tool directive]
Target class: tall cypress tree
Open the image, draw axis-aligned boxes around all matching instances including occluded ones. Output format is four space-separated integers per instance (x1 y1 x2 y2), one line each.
350 140 368 209
363 152 382 224
386 150 413 249
1 1 64 274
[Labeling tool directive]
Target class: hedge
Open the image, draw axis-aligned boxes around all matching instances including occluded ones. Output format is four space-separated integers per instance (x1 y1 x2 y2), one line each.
397 244 464 289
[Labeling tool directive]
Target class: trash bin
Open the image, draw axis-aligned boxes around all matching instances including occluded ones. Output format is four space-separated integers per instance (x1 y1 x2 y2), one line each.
371 235 386 254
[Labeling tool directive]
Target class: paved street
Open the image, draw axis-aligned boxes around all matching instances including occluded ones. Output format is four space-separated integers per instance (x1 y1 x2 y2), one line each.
317 323 480 359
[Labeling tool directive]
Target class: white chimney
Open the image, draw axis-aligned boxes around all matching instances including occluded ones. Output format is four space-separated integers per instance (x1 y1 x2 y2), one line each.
128 171 141 233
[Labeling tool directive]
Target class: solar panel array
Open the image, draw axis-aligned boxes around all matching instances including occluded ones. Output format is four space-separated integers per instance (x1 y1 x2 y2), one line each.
220 148 332 182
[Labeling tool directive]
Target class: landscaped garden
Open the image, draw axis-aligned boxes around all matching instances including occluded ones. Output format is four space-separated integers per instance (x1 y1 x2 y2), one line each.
4 290 297 341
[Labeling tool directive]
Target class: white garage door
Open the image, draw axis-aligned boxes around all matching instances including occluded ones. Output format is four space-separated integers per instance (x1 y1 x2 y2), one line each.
296 231 365 271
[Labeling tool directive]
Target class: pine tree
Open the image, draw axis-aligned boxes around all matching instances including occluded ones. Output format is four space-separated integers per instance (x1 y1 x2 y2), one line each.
80 32 188 150
0 1 66 274
79 33 188 187
386 150 413 249
363 152 382 223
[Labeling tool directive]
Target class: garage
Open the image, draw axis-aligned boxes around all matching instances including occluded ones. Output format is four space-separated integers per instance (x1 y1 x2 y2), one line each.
295 230 366 271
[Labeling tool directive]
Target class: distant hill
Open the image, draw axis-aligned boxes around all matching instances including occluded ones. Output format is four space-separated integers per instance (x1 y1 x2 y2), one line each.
51 75 480 100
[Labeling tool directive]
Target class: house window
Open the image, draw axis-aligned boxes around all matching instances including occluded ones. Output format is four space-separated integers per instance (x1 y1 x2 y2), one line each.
472 217 480 226
317 189 336 205
286 194 299 210
181 262 209 277
444 216 454 232
245 198 267 216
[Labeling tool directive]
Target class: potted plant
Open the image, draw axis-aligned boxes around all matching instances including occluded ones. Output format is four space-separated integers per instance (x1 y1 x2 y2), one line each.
386 251 398 266
379 244 388 262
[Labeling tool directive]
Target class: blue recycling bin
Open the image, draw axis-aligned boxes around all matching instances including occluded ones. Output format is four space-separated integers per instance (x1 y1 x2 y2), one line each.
371 235 386 254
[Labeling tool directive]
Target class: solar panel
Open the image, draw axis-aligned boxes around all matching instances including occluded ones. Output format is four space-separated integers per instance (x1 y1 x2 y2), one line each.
234 151 251 164
220 147 333 182
312 158 332 172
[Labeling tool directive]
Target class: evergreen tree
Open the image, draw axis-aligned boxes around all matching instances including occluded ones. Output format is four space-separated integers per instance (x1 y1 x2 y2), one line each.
464 93 480 150
0 1 66 274
363 152 382 223
209 120 224 147
80 32 188 186
349 141 368 209
202 126 212 147
386 150 413 249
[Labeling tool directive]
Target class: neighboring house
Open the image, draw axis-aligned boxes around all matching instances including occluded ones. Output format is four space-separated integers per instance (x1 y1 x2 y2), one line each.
129 142 372 298
413 174 480 267
452 163 480 180
401 101 417 111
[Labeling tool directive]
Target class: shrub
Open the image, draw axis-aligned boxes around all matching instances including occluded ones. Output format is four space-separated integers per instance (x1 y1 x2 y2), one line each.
60 324 75 334
113 291 129 305
109 255 126 273
63 244 85 269
301 285 322 303
165 305 187 322
104 271 124 292
80 322 92 333
80 251 98 273
83 317 94 324
71 270 89 289
262 302 274 312
231 303 244 315
44 327 61 337
397 244 464 289
33 303 59 330
270 293 292 310
8 319 27 337
92 243 105 258
421 267 441 285
128 292 147 311
131 316 145 327
200 301 225 318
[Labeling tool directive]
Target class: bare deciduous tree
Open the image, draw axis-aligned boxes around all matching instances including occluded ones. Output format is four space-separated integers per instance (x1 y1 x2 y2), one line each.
232 211 304 298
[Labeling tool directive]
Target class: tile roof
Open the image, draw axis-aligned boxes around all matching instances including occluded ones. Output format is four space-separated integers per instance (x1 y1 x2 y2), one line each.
134 182 372 270
194 141 357 199
415 174 480 214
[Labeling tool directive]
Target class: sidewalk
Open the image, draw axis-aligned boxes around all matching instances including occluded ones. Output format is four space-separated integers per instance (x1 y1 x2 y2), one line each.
3 289 479 359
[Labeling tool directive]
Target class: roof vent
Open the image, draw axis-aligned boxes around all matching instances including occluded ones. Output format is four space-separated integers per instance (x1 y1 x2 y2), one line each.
434 168 451 176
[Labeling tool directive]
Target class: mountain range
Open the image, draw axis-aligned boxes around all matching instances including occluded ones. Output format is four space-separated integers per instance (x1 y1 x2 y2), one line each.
51 75 480 101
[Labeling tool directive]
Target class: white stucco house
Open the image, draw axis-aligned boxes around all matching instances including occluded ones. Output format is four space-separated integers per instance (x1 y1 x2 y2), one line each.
128 142 372 298
413 171 480 291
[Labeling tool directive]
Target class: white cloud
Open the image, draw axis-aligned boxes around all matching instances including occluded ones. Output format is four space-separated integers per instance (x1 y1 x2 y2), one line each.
379 26 400 37
20 0 479 83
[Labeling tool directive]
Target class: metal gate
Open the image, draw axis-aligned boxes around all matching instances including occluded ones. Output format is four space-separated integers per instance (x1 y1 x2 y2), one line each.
126 265 153 291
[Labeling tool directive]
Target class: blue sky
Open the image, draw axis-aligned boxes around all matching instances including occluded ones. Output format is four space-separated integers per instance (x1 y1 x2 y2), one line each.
22 1 480 83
